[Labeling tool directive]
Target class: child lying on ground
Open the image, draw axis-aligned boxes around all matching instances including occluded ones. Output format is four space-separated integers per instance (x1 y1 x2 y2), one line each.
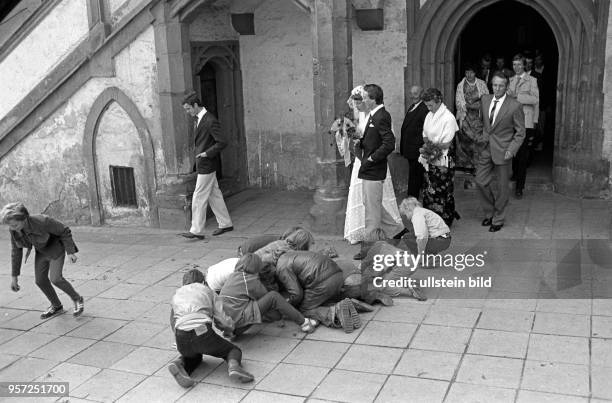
220 253 318 335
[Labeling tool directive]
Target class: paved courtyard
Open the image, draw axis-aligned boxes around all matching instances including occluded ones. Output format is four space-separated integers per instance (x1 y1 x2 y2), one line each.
0 188 611 403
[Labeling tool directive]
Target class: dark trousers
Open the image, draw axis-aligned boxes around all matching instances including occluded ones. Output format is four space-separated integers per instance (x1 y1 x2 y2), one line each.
401 234 452 255
175 324 242 374
257 291 304 325
34 253 80 307
407 158 424 198
512 128 535 192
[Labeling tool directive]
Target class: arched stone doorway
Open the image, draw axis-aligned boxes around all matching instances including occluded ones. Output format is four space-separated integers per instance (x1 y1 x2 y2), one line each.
455 0 558 186
83 87 159 227
406 0 609 196
191 41 248 196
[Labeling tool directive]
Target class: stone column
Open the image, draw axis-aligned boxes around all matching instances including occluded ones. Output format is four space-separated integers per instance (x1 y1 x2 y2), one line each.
309 0 352 234
151 1 197 229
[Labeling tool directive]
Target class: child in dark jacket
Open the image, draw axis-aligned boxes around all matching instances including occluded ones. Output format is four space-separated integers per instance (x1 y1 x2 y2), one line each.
220 253 317 334
168 269 253 387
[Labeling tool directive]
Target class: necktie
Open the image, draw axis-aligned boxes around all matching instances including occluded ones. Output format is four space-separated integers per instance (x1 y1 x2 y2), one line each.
489 100 498 125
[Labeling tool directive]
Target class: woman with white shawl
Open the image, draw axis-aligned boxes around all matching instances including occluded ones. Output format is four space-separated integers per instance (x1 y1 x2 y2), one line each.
333 85 403 244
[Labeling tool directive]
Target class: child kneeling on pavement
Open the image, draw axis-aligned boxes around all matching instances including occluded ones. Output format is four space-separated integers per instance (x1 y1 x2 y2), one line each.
168 269 253 387
220 253 318 335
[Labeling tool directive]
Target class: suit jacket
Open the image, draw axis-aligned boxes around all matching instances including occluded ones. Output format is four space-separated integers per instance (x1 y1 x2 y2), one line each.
508 74 539 128
194 112 227 174
400 102 429 159
480 94 526 165
10 215 78 276
358 106 395 181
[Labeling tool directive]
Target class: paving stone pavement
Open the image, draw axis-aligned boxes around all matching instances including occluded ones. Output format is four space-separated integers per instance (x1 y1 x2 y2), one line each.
0 189 611 402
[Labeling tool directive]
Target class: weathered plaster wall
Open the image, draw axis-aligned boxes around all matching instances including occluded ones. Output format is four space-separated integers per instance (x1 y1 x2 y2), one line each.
95 102 149 225
240 0 316 189
352 0 407 141
0 27 161 224
602 1 612 186
189 8 239 41
0 0 89 121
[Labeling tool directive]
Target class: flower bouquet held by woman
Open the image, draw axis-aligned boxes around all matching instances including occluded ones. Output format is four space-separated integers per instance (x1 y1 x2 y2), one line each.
418 88 461 227
332 85 402 245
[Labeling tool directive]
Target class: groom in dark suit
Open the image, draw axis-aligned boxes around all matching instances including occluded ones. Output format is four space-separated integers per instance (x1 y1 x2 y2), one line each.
476 73 525 232
353 84 403 259
400 85 429 198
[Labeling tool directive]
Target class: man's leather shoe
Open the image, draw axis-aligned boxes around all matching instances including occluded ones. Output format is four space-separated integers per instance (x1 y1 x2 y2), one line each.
515 190 523 199
392 228 409 239
481 218 492 227
179 232 205 240
353 251 367 260
489 224 504 232
212 226 233 236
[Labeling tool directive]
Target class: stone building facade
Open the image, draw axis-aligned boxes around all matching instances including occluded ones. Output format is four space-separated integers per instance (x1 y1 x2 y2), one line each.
0 0 611 232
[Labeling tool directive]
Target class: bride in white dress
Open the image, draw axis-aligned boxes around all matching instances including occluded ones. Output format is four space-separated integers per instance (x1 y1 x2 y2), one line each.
334 85 403 244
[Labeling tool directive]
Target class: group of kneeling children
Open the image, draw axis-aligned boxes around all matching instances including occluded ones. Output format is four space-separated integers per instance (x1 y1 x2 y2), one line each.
168 197 452 387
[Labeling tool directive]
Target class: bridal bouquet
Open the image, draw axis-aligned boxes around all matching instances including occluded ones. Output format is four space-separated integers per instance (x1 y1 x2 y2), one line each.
330 112 362 166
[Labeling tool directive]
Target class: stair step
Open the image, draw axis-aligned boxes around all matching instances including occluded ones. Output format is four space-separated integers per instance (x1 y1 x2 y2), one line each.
455 175 554 192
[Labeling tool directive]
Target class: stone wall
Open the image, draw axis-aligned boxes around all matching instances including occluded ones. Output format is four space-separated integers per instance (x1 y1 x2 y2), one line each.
95 102 149 226
240 0 317 190
603 0 612 187
108 0 145 26
0 0 89 121
0 27 161 224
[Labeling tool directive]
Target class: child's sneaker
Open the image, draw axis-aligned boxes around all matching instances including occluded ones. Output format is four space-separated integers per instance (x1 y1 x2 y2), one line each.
345 299 361 329
40 305 64 319
168 360 194 388
300 318 317 333
336 299 354 333
73 296 84 317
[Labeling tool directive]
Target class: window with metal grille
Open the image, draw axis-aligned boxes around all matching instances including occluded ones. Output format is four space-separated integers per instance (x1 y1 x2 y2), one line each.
109 166 138 207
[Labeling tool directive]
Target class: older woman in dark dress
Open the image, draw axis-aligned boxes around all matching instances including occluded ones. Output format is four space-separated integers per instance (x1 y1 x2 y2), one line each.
418 88 461 226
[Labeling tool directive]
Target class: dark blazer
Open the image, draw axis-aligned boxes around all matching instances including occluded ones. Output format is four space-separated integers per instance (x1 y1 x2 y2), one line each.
358 106 395 181
480 94 526 165
194 112 227 174
10 215 78 276
400 101 429 159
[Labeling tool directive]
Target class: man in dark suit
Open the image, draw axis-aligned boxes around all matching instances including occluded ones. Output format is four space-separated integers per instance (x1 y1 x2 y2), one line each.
476 73 525 232
354 84 403 259
180 92 233 240
400 85 428 198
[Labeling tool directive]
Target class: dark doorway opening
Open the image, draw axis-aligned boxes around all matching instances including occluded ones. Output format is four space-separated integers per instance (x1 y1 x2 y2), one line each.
455 0 558 186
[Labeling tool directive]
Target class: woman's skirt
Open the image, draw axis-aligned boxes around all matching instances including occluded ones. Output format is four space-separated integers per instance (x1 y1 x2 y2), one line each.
344 158 402 244
422 164 458 226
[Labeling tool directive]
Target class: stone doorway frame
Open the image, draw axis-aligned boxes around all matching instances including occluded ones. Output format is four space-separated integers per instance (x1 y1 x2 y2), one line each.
405 0 610 196
190 41 248 195
83 87 159 227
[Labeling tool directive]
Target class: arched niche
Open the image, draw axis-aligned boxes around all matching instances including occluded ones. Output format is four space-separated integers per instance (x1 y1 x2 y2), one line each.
83 87 159 227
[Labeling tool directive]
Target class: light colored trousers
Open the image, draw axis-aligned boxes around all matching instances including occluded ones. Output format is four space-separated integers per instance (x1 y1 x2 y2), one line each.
190 173 232 235
362 179 404 239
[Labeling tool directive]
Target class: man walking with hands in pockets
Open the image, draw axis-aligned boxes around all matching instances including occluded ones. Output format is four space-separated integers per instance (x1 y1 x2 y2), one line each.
180 92 233 240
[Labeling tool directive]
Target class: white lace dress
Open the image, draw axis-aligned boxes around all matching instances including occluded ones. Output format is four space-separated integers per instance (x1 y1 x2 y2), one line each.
344 113 403 244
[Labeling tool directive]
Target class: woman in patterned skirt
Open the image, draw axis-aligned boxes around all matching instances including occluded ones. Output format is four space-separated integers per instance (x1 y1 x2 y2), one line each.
418 88 461 226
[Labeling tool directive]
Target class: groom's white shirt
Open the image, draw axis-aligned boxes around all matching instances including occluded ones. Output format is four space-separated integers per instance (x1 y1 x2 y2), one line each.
367 104 384 122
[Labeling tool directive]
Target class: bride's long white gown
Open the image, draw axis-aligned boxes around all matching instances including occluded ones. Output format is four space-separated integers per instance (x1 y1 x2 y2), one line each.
344 113 403 244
